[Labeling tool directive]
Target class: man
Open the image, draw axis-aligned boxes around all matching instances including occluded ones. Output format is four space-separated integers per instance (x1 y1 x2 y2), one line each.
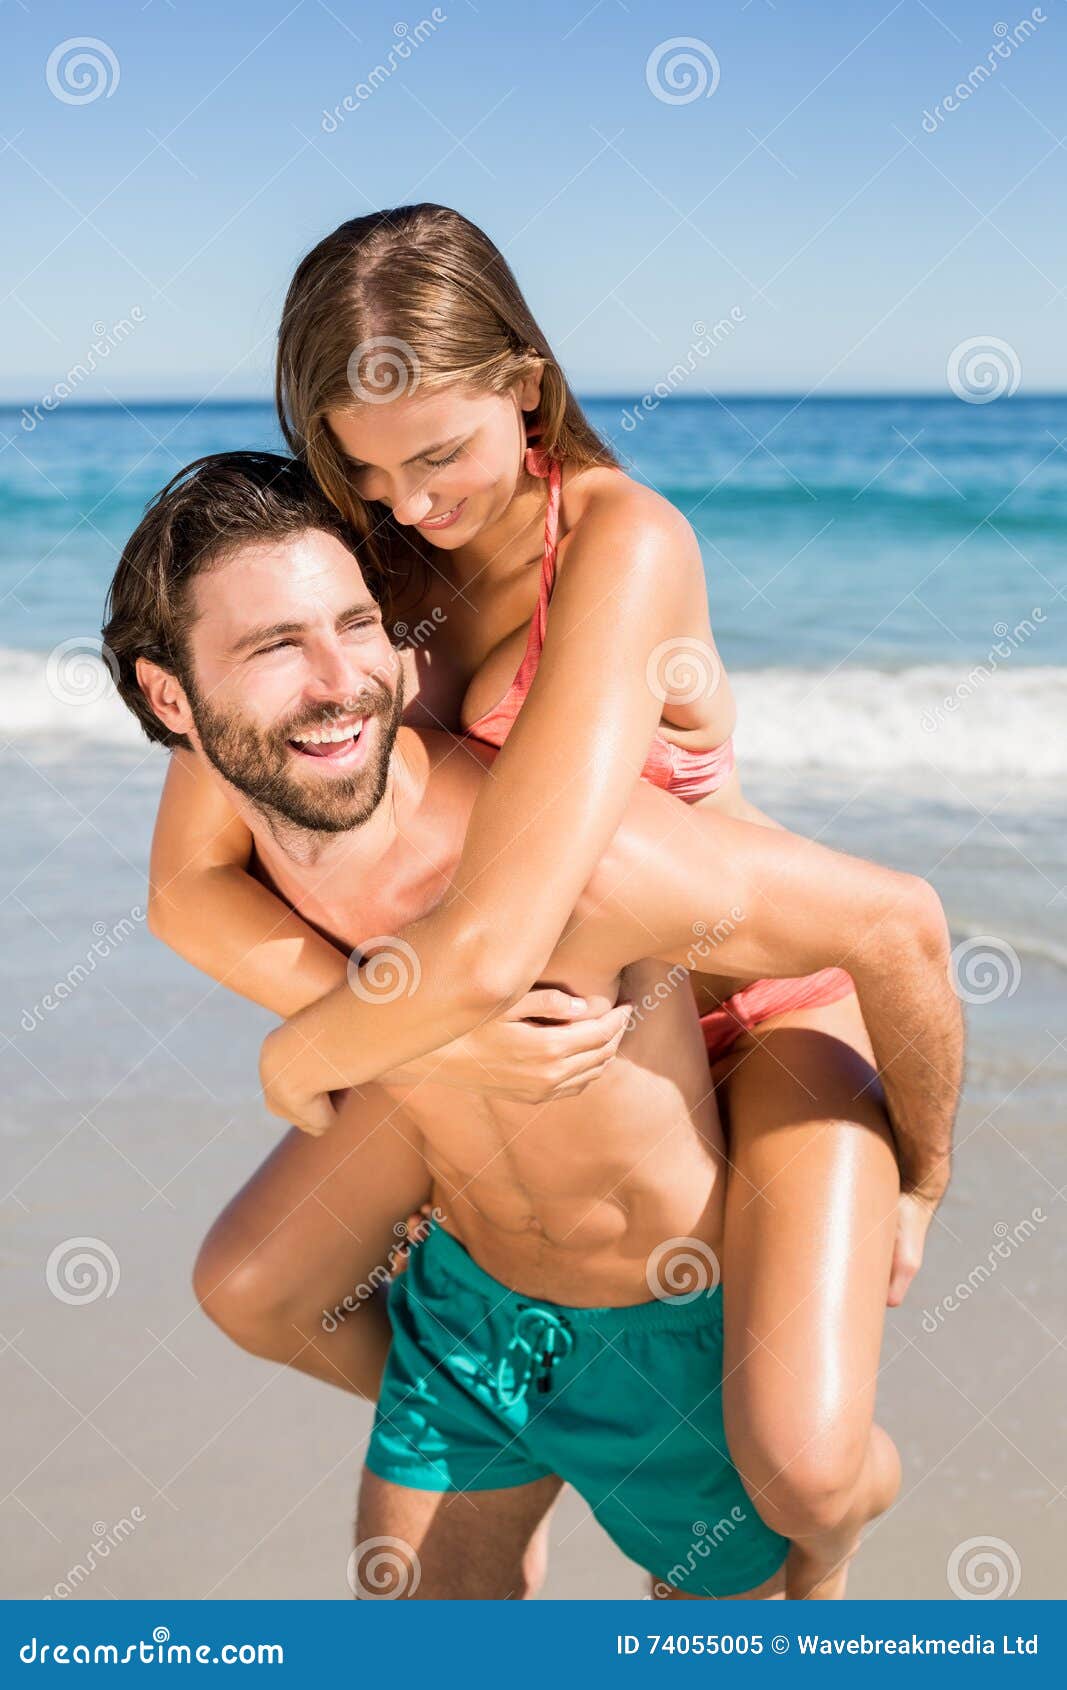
107 452 962 1601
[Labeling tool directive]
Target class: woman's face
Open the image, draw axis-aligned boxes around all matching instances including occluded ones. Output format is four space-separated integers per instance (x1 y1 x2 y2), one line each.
326 372 542 549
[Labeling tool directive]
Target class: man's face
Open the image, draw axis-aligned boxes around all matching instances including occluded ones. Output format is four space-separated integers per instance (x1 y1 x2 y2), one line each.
179 529 403 832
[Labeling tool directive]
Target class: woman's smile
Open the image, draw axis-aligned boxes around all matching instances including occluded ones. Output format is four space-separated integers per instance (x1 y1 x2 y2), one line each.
415 497 467 532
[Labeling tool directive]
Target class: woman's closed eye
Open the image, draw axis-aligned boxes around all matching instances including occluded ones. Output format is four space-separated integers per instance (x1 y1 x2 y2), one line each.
348 444 464 477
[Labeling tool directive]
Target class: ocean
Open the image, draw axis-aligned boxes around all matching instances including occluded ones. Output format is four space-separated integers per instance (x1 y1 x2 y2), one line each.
3 395 1065 1599
4 395 1066 770
3 395 1065 1107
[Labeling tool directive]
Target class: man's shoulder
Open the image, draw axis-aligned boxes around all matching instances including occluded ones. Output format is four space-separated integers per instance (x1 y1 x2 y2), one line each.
398 729 493 845
402 726 495 779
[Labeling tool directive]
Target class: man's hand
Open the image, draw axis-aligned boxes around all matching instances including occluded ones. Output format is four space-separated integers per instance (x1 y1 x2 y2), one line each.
391 1202 436 1276
887 1189 938 1306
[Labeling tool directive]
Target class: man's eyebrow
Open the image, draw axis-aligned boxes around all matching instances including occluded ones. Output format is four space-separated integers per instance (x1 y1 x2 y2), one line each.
227 599 379 657
347 435 464 472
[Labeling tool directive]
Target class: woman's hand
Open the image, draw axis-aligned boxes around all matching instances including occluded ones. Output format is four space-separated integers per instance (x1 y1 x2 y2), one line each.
259 1023 344 1136
391 989 632 1103
259 989 631 1134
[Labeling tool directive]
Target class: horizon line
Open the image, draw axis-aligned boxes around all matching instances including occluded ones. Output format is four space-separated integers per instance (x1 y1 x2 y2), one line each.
4 390 1067 413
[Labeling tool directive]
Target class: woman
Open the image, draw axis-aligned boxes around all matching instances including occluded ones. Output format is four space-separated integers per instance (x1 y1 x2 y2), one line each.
152 204 922 1597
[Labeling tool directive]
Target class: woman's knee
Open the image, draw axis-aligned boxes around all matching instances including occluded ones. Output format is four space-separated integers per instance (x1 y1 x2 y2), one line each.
730 1418 871 1540
192 1224 298 1352
753 1454 859 1539
754 1423 902 1541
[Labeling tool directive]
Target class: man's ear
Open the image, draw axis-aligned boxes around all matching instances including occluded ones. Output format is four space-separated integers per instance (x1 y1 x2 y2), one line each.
135 656 195 739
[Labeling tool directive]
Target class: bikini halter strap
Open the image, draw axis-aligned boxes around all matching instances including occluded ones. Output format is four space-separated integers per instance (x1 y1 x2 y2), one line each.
524 440 561 587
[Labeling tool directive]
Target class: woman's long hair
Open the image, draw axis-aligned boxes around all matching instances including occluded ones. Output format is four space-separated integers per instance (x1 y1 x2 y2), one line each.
275 203 617 611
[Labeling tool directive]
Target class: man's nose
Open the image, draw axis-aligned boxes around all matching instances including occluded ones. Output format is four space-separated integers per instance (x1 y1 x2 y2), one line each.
305 637 370 702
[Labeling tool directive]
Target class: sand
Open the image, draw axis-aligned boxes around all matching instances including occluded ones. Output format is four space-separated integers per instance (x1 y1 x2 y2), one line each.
3 748 1065 1600
4 1079 1064 1600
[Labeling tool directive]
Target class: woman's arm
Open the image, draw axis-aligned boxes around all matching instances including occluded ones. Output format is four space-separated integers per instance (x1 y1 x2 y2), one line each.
571 782 963 1206
149 750 351 1017
262 482 729 1111
150 750 628 1098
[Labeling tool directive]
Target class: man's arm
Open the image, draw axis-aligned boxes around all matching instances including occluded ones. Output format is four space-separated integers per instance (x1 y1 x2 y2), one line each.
559 780 963 1206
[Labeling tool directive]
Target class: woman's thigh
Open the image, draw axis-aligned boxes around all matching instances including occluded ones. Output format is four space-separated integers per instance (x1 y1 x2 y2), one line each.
197 1084 432 1318
712 992 899 1517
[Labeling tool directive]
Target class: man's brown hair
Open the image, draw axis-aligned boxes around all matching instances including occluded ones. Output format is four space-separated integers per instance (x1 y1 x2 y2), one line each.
102 450 367 751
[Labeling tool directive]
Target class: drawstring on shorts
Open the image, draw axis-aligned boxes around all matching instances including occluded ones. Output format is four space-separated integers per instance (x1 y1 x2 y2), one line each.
493 1305 575 1408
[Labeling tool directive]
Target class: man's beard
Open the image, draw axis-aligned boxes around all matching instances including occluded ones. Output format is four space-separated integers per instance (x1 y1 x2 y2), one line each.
184 670 404 834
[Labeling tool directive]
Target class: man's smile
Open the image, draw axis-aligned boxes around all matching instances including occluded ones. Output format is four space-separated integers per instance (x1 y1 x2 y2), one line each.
287 713 370 769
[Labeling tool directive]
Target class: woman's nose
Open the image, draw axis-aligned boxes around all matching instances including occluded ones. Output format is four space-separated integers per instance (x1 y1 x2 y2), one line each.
392 487 433 526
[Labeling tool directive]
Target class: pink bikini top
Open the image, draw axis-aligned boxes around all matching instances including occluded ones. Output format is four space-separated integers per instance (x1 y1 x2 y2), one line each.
463 446 737 803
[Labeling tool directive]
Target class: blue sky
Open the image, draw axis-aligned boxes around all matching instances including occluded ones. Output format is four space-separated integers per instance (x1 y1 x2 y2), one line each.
2 0 1064 399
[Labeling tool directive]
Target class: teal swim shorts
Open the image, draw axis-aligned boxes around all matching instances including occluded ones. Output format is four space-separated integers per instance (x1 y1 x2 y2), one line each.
365 1223 788 1596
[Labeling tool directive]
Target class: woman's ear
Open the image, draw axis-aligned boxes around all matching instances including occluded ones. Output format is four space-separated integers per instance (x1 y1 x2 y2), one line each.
135 655 196 740
518 363 544 415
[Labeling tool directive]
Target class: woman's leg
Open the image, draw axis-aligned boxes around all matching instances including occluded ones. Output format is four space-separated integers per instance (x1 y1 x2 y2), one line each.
194 1092 559 1595
193 1084 430 1399
714 992 902 1599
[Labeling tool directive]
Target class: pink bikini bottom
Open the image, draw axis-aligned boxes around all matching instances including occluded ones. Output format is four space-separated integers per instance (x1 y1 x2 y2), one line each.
700 968 855 1064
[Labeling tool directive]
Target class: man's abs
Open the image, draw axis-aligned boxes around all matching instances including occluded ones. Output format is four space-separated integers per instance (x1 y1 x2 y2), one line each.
388 963 728 1306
